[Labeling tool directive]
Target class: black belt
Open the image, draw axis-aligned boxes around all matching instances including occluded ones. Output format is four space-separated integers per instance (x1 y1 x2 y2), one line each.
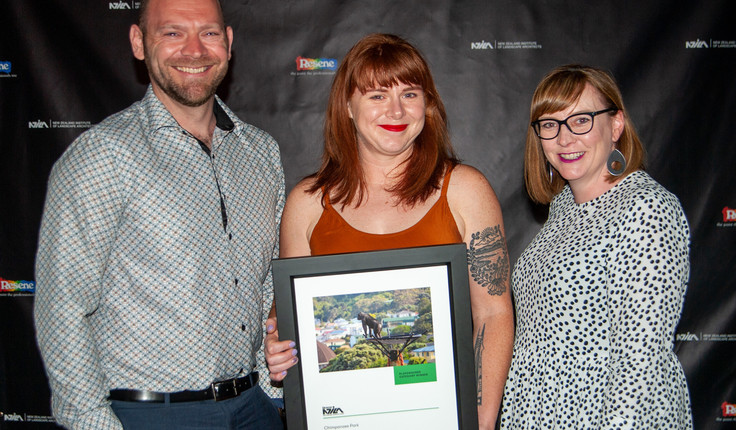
109 372 258 403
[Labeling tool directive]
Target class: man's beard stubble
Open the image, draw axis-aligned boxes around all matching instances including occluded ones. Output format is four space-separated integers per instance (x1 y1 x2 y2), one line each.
144 45 229 107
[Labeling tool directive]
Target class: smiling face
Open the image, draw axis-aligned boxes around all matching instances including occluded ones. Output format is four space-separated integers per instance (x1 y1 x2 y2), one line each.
539 84 624 201
130 0 233 108
347 82 426 162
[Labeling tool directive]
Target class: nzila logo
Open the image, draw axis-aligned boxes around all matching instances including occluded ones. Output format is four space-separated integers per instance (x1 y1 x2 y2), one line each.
28 120 49 128
675 332 699 342
685 39 709 48
109 0 139 9
722 402 736 417
723 206 736 223
322 406 344 416
471 40 494 50
3 413 24 422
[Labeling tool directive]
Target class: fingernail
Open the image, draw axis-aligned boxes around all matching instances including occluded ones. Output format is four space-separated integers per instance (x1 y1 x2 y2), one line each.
292 357 298 364
267 324 274 331
291 349 298 356
289 342 296 348
281 371 287 376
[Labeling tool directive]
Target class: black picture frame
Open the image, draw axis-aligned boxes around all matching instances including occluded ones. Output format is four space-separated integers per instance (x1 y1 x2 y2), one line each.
272 243 478 429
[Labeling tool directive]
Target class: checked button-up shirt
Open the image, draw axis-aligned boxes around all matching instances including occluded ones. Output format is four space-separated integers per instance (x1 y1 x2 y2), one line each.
34 86 285 429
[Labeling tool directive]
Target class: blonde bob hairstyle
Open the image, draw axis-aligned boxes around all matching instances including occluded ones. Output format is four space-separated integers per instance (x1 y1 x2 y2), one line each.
524 65 645 204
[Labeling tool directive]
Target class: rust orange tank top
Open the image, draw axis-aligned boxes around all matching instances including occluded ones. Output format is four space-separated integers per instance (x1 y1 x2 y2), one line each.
309 167 463 256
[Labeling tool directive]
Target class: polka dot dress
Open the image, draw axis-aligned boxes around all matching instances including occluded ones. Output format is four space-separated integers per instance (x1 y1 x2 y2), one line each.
500 171 693 429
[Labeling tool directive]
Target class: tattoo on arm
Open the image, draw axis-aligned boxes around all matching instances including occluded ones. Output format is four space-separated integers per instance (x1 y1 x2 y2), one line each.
468 225 510 295
475 323 486 405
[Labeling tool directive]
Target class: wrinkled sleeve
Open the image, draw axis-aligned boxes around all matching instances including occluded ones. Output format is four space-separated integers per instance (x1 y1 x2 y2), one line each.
34 130 125 430
256 135 286 399
603 191 692 429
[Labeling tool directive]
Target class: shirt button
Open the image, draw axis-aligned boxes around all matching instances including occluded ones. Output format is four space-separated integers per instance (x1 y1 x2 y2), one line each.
229 233 232 240
241 324 246 331
235 278 239 285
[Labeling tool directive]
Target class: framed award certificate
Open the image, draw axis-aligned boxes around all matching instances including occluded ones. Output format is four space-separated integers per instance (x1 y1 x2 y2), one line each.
272 243 478 429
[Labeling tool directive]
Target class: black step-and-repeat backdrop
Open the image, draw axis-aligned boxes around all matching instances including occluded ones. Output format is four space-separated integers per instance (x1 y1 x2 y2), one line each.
1 0 735 428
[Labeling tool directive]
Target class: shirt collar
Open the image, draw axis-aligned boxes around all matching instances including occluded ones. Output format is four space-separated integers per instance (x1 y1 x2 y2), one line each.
213 98 234 132
141 85 238 134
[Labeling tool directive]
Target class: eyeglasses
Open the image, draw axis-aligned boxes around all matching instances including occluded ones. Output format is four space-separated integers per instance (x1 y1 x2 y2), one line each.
531 108 617 140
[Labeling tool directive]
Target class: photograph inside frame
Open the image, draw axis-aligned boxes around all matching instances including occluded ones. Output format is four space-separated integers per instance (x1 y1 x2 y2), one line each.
314 287 436 382
273 244 478 430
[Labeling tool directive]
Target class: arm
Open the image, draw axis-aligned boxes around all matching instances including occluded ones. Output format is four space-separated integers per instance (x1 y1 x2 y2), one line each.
602 192 691 428
448 165 514 430
265 179 323 381
256 151 286 398
34 133 125 429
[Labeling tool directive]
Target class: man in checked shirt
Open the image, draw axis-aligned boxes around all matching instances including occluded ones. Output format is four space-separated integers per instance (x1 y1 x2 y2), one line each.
33 0 284 428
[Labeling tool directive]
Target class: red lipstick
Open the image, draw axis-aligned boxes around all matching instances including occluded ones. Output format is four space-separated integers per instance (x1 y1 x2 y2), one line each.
379 124 408 132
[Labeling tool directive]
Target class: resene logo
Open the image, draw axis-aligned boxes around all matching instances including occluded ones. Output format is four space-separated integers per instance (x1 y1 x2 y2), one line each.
0 61 11 74
723 206 736 222
295 56 337 71
0 278 35 293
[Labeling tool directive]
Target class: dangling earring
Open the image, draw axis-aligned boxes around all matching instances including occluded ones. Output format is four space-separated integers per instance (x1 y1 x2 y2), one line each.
607 148 627 176
548 163 554 183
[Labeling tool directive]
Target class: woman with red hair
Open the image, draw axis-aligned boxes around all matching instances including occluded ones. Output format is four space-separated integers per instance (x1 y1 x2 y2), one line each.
266 33 513 428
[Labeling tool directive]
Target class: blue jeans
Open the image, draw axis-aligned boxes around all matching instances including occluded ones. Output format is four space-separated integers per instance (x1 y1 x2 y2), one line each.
111 386 283 429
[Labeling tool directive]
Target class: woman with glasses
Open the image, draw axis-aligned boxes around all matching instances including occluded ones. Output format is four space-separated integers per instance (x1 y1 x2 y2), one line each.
500 65 693 429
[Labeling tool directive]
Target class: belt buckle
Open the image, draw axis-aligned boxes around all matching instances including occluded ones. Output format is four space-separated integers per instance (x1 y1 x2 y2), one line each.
210 379 238 402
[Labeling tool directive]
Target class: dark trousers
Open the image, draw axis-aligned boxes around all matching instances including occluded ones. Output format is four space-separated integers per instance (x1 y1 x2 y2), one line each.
111 385 283 430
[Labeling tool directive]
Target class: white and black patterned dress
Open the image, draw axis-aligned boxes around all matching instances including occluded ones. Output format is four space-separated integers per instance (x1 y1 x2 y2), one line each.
501 171 693 429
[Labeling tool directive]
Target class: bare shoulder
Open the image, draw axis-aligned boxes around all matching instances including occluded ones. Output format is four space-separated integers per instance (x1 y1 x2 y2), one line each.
281 177 324 256
285 177 322 209
283 177 324 224
449 163 489 185
446 164 504 240
447 164 501 209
